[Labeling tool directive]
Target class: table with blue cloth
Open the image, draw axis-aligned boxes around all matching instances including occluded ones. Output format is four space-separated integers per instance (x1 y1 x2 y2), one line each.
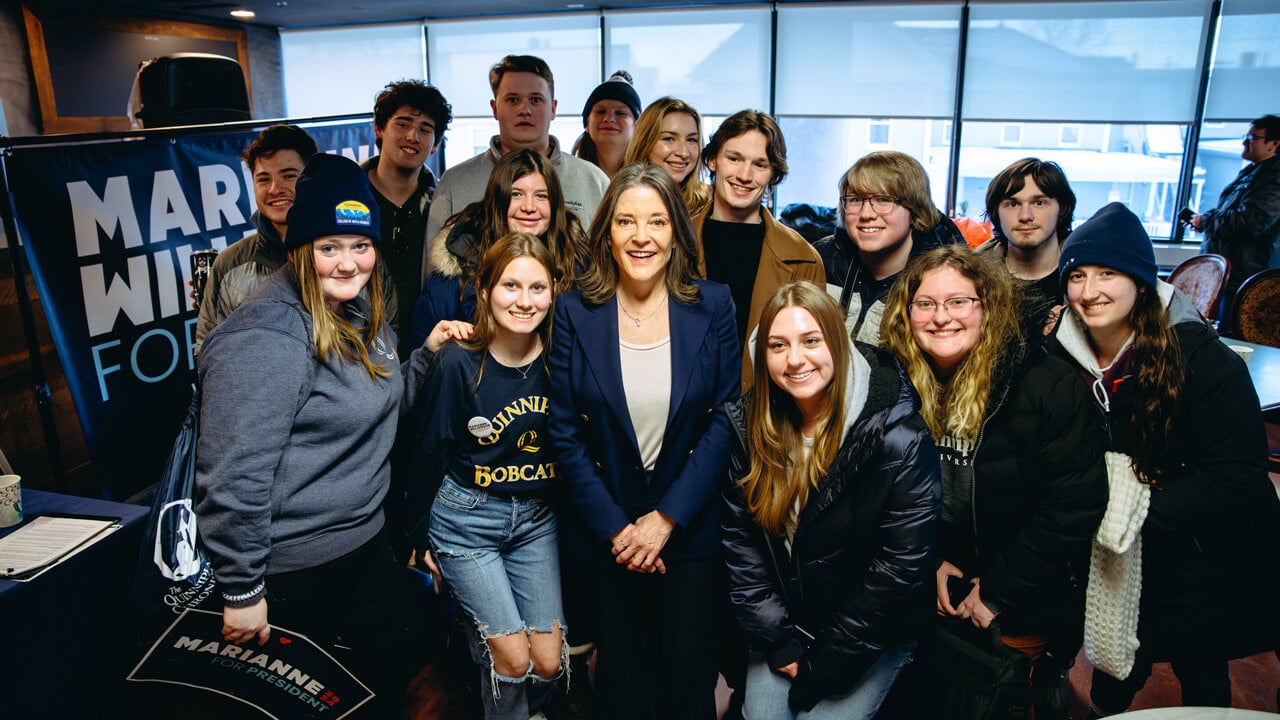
0 489 149 720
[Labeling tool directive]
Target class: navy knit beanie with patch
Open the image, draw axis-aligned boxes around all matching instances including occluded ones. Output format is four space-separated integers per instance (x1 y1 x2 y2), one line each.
284 153 380 250
581 71 641 126
1058 202 1157 290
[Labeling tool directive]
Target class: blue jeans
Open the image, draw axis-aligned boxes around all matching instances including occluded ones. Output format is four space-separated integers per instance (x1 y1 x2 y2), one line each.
429 476 566 719
743 642 915 720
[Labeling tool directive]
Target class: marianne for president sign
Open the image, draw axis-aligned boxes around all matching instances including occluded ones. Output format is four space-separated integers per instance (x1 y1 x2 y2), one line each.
7 120 369 499
128 608 373 719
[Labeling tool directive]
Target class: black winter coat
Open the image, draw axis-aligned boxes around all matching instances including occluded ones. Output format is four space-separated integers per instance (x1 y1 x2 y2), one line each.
938 347 1108 643
1048 290 1280 661
722 343 942 711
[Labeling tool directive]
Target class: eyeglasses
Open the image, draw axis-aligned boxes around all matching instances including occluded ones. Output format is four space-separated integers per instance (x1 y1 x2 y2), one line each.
840 195 901 215
1243 133 1270 144
909 296 981 319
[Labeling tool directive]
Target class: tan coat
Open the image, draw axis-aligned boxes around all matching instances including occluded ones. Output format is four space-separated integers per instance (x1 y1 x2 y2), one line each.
693 203 826 394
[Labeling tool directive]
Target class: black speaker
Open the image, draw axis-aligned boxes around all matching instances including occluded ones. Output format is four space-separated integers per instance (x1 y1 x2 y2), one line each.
130 53 251 128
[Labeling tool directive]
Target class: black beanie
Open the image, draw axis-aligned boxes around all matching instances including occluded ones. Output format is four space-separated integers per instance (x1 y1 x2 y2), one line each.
581 71 641 127
1058 202 1158 290
284 153 380 250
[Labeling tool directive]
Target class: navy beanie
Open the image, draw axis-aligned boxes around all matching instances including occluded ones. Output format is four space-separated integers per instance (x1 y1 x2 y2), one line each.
1058 202 1158 290
284 153 380 250
581 71 641 127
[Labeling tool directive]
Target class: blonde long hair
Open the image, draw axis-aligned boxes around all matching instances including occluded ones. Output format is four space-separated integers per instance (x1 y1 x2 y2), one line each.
741 282 849 537
880 247 1022 442
289 244 391 382
625 97 712 216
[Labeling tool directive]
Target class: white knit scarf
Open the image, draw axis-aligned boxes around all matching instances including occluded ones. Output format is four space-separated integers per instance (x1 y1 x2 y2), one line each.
1084 451 1150 680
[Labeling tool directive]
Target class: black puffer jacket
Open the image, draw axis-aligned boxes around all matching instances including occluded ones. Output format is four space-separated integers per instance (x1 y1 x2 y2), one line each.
938 346 1108 642
1049 283 1280 661
722 342 942 711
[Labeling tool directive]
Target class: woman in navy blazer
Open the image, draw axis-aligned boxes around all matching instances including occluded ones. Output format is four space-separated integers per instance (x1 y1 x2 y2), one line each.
549 162 739 720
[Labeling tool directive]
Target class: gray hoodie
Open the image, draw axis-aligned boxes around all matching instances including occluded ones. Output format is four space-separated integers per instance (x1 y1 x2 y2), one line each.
195 268 406 607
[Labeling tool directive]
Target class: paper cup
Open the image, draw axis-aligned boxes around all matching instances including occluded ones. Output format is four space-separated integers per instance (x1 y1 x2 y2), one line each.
0 475 21 528
1228 345 1254 364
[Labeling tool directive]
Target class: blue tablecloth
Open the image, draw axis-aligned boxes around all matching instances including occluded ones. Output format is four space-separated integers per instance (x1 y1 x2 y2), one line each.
0 489 150 719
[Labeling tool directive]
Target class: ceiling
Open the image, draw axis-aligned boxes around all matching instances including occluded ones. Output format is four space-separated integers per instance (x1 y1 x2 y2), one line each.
25 0 771 29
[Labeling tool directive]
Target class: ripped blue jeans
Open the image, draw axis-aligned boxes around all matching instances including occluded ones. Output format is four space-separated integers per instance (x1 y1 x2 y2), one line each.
429 476 567 719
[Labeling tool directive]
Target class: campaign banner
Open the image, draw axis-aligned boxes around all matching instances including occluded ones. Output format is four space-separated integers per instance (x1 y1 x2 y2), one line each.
7 120 372 499
128 608 373 719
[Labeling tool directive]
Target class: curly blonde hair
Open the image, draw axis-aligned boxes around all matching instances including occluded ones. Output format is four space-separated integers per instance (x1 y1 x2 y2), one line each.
880 247 1023 442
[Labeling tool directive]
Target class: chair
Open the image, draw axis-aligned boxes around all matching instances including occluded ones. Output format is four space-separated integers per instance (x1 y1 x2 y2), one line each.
1168 253 1230 321
1229 267 1280 347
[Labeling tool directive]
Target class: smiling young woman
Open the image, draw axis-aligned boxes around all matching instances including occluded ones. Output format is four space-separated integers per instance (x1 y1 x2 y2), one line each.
723 280 941 720
880 246 1108 719
1047 202 1280 716
196 153 431 717
412 149 587 346
408 233 565 720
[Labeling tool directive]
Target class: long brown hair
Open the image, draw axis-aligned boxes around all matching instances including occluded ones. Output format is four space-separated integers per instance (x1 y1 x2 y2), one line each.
447 149 587 294
880 247 1023 442
578 162 702 306
461 233 556 385
624 97 712 216
288 243 391 381
1106 282 1182 483
741 282 849 537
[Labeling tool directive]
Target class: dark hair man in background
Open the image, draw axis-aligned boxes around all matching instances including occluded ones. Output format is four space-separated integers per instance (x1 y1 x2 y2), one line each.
978 157 1077 335
195 124 318 353
1191 113 1280 325
363 79 452 358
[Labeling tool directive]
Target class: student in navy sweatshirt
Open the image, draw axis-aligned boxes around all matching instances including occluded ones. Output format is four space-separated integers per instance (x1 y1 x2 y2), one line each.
409 233 564 720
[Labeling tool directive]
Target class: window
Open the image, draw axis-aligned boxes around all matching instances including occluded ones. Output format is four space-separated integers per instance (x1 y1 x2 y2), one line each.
425 14 600 169
772 3 960 212
965 0 1210 123
774 118 953 212
1059 124 1082 146
775 4 960 117
868 119 891 146
282 24 425 117
604 7 770 115
1000 124 1023 145
1203 0 1280 121
956 121 1189 237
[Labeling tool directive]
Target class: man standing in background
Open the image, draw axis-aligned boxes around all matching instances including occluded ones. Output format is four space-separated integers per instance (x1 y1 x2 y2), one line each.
978 157 1077 336
363 79 453 358
195 124 317 353
1192 114 1280 324
426 55 608 243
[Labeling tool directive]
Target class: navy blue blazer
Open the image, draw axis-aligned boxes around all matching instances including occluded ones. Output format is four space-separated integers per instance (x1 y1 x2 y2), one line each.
548 281 740 565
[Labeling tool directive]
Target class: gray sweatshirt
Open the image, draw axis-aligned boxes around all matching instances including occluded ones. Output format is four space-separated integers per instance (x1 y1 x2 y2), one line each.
195 268 406 607
426 135 609 243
